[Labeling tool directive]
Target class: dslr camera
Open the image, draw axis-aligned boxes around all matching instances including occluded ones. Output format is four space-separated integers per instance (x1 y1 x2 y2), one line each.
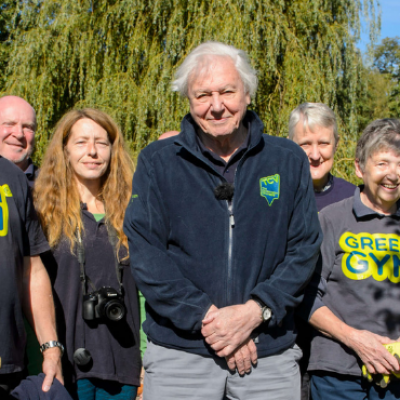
82 287 126 322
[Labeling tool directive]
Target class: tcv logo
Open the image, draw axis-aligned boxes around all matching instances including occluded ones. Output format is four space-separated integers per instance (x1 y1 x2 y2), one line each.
260 174 280 206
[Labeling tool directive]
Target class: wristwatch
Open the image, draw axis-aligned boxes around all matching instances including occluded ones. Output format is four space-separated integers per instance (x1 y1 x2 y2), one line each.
39 340 64 356
252 298 272 322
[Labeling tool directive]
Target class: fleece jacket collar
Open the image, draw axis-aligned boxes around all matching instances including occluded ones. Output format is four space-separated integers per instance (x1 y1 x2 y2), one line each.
174 110 265 157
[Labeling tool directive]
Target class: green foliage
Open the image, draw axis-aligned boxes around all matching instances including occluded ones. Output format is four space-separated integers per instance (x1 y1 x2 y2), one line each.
0 1 18 90
358 67 395 121
373 36 400 117
1 0 378 180
354 36 400 156
374 36 400 76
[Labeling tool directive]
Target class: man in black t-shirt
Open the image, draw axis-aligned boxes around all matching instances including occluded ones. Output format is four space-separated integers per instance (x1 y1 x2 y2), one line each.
0 160 62 393
0 96 44 377
0 95 39 187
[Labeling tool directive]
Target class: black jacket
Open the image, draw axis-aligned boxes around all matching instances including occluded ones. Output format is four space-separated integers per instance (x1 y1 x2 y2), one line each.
124 111 322 357
11 374 72 400
43 208 141 389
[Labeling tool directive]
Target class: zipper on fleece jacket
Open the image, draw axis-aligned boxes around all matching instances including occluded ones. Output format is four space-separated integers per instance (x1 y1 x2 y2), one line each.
175 144 237 307
228 168 257 345
226 199 235 305
176 138 259 307
223 141 258 305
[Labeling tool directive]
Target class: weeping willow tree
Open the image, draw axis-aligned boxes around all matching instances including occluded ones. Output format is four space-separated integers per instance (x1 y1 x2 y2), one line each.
1 0 378 181
0 1 18 90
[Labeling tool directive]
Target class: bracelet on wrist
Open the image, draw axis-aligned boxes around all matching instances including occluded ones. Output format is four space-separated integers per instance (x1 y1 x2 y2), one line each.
39 340 64 356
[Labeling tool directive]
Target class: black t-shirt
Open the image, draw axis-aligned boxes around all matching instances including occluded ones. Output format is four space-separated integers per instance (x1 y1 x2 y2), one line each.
0 156 50 374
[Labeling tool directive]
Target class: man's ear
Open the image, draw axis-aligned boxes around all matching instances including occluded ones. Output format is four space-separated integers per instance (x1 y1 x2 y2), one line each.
355 159 363 179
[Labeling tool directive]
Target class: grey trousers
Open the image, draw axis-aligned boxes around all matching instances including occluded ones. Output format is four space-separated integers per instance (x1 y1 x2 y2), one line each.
143 341 302 400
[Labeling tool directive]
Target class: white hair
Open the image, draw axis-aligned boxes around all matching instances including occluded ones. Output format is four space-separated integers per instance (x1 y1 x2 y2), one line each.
172 41 258 98
288 102 338 145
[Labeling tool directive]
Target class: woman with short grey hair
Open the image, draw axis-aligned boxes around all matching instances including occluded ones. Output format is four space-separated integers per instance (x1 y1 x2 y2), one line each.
303 118 400 400
288 102 339 145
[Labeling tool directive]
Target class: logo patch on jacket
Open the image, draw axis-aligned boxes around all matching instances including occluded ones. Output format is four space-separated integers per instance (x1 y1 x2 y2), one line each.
260 174 280 206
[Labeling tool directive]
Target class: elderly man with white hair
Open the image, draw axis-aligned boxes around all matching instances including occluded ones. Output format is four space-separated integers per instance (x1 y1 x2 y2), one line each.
124 41 322 400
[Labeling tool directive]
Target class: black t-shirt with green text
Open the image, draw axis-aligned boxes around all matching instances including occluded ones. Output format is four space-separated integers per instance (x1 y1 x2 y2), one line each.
0 156 49 374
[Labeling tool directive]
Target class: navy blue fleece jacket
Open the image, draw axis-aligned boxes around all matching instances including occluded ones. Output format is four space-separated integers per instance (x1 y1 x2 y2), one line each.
124 111 322 357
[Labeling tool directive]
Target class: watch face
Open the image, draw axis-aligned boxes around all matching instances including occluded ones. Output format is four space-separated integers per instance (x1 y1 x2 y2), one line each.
262 307 272 321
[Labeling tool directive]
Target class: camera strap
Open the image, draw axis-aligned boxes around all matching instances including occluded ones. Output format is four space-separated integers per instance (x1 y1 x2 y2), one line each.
105 223 124 295
76 222 124 296
76 228 89 296
74 221 124 367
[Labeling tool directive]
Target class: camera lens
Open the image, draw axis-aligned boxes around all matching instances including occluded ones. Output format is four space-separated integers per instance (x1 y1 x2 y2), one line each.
105 300 126 321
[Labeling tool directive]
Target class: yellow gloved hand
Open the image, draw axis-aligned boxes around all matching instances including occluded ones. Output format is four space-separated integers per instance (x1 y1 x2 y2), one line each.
384 343 400 379
361 342 400 388
362 365 389 388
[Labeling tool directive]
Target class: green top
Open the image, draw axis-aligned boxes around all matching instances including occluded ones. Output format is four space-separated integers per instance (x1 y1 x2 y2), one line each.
139 291 147 356
93 213 105 222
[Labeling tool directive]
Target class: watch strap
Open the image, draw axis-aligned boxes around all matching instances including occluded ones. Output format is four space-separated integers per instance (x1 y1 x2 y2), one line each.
39 340 64 356
252 298 272 322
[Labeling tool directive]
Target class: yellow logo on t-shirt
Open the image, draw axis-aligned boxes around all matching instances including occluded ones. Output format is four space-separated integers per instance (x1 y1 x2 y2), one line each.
2 184 12 197
0 184 11 237
339 232 400 283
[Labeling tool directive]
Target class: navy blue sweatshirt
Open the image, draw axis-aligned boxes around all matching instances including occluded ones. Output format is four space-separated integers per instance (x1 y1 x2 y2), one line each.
315 175 356 212
124 111 322 358
43 208 141 390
